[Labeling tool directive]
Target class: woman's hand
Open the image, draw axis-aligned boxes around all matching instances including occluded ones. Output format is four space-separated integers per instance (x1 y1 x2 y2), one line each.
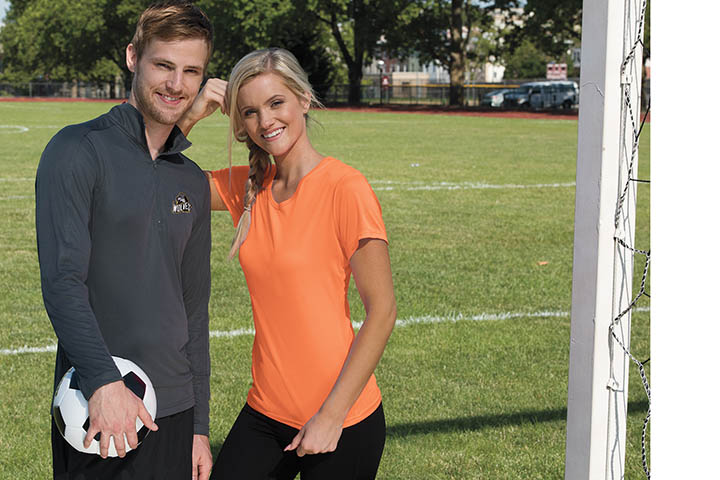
284 409 344 457
178 78 228 136
285 239 396 457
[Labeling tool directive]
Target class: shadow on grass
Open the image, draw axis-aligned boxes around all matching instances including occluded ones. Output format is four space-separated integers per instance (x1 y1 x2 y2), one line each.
208 401 648 455
210 443 222 458
386 400 648 438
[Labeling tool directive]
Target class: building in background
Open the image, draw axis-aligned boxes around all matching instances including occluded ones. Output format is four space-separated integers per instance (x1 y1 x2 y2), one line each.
364 7 526 88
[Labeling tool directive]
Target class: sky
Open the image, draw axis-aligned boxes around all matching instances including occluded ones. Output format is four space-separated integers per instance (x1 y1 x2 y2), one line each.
0 0 8 27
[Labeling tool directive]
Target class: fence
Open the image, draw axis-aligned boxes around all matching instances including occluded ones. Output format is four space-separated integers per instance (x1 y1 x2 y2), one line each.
321 82 530 107
1 79 555 106
0 81 126 99
1 78 645 110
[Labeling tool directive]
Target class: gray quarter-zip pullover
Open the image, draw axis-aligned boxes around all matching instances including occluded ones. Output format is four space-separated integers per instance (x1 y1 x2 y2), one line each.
36 102 211 435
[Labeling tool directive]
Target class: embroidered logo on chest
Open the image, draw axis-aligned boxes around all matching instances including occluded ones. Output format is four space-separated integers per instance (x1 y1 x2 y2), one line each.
172 192 192 214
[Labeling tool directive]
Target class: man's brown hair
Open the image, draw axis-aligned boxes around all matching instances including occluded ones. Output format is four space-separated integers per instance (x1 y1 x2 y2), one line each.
131 1 213 66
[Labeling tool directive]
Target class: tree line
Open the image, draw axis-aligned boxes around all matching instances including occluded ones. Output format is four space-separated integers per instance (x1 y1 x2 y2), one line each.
0 0 593 105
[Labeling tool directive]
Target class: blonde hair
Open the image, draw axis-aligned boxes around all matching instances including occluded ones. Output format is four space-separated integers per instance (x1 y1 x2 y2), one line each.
225 48 322 259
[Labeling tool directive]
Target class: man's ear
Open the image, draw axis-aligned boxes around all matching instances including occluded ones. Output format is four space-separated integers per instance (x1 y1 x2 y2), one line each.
126 43 138 73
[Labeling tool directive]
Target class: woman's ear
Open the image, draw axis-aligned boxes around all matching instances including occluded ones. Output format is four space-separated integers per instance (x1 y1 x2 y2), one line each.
301 91 312 114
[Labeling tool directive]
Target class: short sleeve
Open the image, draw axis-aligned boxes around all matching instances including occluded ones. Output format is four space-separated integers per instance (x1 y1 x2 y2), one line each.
211 166 250 227
333 173 388 260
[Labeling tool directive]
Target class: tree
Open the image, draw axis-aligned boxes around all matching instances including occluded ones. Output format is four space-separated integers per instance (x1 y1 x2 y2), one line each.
273 24 341 102
299 0 411 104
0 0 340 97
499 0 582 61
0 0 143 85
387 0 494 106
504 0 648 79
199 0 340 97
502 37 549 79
198 0 294 77
526 0 582 59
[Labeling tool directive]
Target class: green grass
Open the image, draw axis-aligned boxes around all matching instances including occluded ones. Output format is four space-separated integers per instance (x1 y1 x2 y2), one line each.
0 101 650 479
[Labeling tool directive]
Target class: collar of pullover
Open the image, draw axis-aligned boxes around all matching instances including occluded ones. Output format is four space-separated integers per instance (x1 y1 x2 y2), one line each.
110 102 193 162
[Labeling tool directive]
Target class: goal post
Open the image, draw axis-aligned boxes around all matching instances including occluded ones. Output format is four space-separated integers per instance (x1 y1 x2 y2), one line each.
565 0 646 479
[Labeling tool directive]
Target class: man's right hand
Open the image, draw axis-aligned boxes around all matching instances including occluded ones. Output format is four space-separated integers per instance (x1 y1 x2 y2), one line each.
84 380 159 458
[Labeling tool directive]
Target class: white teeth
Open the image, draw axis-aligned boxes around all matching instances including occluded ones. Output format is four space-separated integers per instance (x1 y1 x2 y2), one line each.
161 94 179 101
263 128 283 139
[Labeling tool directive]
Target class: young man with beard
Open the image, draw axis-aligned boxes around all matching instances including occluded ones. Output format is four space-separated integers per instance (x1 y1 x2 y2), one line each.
36 2 215 478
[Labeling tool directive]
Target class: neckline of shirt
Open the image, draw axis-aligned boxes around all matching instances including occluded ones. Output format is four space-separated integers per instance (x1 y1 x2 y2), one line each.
266 156 333 209
111 103 192 163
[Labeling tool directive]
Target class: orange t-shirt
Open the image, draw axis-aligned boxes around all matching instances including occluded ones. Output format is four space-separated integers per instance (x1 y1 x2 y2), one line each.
212 157 387 429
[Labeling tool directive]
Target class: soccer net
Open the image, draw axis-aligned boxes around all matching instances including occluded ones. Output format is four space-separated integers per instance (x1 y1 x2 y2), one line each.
610 0 650 476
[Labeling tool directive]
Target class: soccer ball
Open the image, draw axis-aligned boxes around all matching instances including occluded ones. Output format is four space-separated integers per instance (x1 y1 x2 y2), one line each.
52 356 157 457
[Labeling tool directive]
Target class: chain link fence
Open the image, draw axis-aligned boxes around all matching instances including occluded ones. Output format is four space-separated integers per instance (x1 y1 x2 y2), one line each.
0 81 127 99
321 82 525 107
1 78 648 111
0 79 544 107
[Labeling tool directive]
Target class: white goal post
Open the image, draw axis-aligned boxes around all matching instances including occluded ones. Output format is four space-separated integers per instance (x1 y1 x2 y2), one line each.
564 0 646 479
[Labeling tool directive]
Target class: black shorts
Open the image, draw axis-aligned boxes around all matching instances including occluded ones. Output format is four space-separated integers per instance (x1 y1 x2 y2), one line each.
210 403 386 480
51 407 194 480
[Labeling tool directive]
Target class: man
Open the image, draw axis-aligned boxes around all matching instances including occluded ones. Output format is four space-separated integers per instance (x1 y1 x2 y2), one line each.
36 2 214 478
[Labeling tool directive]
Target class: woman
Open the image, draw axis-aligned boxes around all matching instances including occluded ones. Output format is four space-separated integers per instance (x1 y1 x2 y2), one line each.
183 48 396 479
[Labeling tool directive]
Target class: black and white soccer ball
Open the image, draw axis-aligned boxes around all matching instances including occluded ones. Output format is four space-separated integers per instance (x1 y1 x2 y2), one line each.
52 356 157 457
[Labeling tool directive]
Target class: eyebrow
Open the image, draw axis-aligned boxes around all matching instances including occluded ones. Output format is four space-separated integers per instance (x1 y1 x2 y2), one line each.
150 57 203 71
238 94 287 111
266 94 286 103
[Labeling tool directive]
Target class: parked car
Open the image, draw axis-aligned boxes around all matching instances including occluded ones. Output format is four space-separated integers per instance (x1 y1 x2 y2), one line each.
480 88 512 108
529 81 579 109
501 84 535 108
503 81 579 109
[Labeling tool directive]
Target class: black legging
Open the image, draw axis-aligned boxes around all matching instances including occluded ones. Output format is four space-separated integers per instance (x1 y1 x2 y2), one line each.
210 403 386 480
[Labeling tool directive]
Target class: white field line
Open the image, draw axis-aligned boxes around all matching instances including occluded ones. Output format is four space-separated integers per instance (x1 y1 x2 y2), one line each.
0 125 29 133
0 179 574 191
0 307 650 356
0 179 574 201
0 125 62 132
0 177 34 201
209 326 256 338
0 195 34 201
370 181 575 191
0 344 58 355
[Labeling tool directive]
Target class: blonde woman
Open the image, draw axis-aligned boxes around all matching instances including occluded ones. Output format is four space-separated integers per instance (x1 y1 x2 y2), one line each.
181 48 396 479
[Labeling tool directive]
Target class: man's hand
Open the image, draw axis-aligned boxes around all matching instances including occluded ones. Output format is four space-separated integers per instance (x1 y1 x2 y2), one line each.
179 78 228 136
84 380 158 458
284 410 344 457
192 434 212 480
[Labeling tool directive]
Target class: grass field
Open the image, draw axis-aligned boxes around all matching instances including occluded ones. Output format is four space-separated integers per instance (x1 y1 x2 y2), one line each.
0 101 650 479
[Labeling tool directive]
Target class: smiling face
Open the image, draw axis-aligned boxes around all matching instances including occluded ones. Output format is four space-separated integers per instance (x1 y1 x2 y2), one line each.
126 37 208 127
236 72 311 161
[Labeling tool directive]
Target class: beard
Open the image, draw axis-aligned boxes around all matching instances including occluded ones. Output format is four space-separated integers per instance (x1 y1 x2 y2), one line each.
131 72 190 126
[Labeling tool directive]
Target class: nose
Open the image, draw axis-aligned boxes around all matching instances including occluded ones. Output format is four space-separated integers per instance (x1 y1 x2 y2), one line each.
258 109 274 130
166 71 183 93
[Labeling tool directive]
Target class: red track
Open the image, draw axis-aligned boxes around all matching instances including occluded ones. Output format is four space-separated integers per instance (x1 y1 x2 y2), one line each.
327 104 579 120
4 97 644 122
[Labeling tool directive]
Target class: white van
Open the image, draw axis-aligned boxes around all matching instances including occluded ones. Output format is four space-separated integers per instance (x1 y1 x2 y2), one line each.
503 81 578 109
528 81 579 109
